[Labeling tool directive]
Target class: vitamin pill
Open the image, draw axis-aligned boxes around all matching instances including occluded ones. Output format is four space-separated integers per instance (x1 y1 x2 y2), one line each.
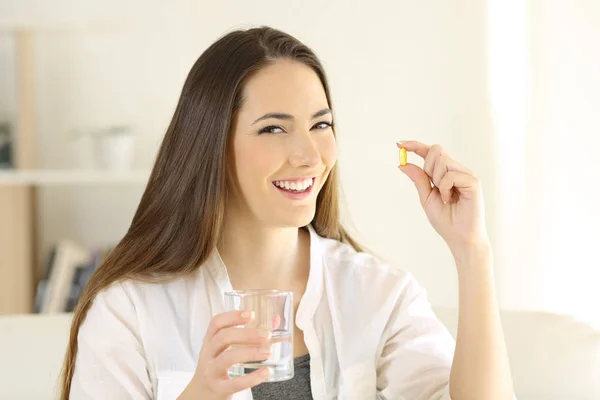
399 147 407 166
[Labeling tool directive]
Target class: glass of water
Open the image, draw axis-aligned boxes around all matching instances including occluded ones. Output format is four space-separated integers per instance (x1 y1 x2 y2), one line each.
224 290 294 382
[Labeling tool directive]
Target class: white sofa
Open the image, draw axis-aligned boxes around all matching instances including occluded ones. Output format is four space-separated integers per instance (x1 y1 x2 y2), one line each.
1 309 599 399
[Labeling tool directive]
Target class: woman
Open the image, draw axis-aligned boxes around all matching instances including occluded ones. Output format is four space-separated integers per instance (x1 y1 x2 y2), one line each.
61 26 514 400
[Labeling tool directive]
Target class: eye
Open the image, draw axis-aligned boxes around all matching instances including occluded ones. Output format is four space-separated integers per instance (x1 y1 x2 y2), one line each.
312 121 333 130
258 125 286 135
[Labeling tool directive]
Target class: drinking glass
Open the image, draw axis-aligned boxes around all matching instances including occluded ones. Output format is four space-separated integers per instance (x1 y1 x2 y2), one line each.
224 290 294 382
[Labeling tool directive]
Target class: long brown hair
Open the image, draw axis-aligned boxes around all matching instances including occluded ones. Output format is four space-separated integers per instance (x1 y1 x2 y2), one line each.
60 26 361 398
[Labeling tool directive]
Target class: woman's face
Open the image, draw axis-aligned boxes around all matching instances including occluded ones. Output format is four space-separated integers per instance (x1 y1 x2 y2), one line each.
229 59 337 228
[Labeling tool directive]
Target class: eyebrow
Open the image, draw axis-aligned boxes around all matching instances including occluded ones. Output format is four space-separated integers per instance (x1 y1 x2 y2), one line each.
251 108 332 125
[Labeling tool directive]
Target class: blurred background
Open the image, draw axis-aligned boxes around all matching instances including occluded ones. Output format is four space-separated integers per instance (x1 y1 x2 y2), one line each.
0 0 599 399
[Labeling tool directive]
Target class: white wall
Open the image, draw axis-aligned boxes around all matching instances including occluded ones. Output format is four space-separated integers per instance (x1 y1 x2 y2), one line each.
2 0 597 320
528 0 600 321
485 0 600 325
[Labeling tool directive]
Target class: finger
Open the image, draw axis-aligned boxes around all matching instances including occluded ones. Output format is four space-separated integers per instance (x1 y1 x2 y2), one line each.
204 311 254 341
438 171 480 203
396 140 430 159
214 367 270 394
209 327 271 358
432 155 454 187
272 315 281 329
433 155 479 189
399 141 475 178
447 157 475 175
399 163 433 205
423 144 446 179
214 345 272 374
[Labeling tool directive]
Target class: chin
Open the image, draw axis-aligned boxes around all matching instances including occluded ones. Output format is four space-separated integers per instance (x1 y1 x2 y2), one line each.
270 208 316 229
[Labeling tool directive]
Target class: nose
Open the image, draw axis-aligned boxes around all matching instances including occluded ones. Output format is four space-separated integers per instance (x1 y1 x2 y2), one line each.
288 131 321 168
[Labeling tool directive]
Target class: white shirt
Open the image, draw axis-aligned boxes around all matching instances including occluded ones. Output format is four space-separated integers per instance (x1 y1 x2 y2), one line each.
71 225 456 400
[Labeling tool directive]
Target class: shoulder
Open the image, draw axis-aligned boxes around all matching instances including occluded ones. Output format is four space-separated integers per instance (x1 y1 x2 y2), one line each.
81 279 149 326
317 235 422 302
319 234 410 281
77 281 141 348
84 271 203 329
86 281 134 317
79 274 205 351
314 235 440 343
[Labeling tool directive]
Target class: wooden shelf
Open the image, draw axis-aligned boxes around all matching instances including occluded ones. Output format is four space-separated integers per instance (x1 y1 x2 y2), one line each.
0 11 135 314
0 170 151 186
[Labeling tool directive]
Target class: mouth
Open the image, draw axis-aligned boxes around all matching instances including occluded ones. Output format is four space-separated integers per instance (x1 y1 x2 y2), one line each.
272 177 316 200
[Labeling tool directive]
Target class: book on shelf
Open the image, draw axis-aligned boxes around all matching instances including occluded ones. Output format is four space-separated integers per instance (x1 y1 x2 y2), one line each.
34 241 113 314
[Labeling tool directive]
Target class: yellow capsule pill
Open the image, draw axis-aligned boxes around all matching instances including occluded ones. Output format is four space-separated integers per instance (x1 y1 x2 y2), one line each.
399 147 407 166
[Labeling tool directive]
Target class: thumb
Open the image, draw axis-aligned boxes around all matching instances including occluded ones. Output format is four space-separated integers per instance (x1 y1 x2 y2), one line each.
399 163 432 205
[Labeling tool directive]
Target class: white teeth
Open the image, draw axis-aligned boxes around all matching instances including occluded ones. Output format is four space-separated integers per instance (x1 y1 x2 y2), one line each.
274 178 313 192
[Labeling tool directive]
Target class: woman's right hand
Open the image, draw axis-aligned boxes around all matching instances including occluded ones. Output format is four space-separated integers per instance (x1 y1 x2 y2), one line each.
178 310 272 400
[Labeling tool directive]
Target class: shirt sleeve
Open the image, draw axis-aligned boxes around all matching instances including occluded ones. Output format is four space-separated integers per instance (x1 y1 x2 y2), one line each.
377 274 455 400
70 282 153 399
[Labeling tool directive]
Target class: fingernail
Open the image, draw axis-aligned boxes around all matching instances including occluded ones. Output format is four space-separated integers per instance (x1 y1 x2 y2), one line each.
259 346 271 354
260 368 270 378
241 311 254 320
396 141 404 145
258 330 271 339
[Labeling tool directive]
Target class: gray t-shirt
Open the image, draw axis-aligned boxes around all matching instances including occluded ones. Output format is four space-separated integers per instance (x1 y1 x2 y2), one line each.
251 353 312 399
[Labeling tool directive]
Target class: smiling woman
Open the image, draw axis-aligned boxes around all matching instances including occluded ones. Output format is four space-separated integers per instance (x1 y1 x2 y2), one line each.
60 26 514 400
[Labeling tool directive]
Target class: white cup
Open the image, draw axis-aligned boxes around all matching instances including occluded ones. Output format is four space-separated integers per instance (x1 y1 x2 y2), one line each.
95 128 134 171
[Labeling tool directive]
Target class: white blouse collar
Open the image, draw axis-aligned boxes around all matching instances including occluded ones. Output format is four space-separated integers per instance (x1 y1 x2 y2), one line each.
205 224 325 325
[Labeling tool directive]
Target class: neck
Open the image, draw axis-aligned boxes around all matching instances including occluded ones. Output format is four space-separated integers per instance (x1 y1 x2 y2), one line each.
217 214 309 289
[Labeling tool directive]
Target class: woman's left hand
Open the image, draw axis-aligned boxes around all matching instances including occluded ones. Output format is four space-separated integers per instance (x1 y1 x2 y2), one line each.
397 141 491 257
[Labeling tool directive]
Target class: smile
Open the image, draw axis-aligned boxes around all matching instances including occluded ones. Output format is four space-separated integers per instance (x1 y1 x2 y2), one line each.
272 177 315 199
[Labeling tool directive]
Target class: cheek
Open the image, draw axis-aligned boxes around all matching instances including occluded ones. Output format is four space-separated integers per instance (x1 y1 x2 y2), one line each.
318 133 338 169
234 138 280 182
